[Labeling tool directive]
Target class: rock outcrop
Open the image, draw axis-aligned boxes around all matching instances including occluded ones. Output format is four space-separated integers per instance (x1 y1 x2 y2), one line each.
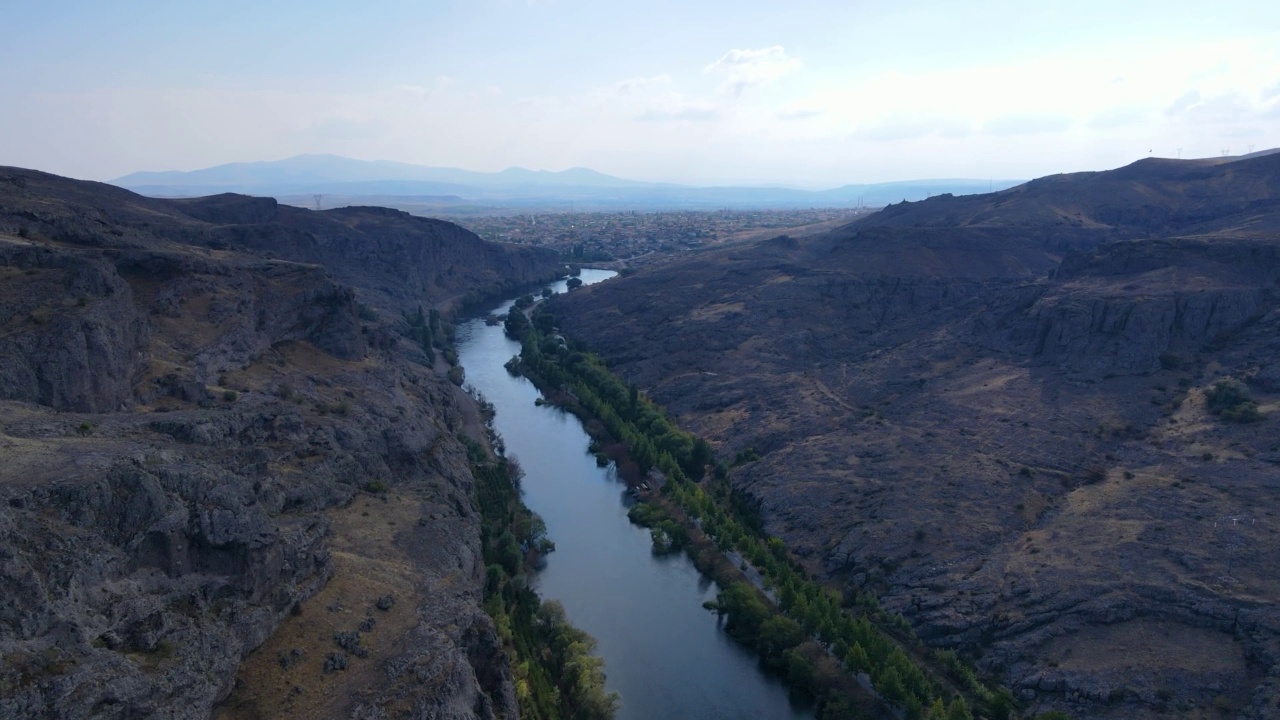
547 152 1280 719
0 167 561 719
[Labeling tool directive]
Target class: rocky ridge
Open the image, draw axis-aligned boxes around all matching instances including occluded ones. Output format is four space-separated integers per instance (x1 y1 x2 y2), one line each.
547 153 1280 719
0 167 562 719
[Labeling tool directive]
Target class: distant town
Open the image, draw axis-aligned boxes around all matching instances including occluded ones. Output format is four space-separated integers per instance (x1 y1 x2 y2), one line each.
447 208 870 268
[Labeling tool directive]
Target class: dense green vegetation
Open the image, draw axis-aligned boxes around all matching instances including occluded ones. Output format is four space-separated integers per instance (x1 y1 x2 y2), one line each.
504 306 532 340
403 305 453 364
514 305 1022 720
464 433 619 720
626 502 687 555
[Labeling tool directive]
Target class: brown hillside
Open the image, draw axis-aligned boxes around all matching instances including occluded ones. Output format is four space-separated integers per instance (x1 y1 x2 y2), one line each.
0 168 561 719
548 153 1280 720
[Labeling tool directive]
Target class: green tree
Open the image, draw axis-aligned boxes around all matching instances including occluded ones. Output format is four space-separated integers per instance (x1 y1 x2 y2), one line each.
987 689 1016 720
718 582 770 641
784 649 818 696
505 310 531 339
497 529 522 575
758 615 805 658
946 697 973 720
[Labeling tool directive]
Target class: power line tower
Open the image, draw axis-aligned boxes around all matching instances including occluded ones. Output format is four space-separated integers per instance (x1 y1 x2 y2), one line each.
313 194 324 211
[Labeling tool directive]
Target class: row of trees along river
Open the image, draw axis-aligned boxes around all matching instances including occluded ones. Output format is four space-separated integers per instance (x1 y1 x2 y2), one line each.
457 269 1037 720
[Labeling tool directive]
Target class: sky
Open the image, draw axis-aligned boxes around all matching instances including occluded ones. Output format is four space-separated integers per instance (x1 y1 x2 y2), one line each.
2 0 1278 187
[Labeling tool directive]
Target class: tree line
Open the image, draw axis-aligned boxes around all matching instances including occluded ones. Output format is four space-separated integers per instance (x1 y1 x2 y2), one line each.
513 305 1035 720
463 433 619 720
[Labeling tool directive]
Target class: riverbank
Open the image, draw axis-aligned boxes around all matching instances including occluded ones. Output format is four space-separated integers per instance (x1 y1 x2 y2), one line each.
457 271 812 720
463 432 619 720
508 305 1020 720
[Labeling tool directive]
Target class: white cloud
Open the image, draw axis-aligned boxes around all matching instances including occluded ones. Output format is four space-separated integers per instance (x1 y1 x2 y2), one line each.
1087 107 1149 129
1165 90 1201 116
790 37 1280 153
624 90 719 123
704 46 802 96
635 101 719 122
982 113 1072 136
614 75 672 95
852 116 974 142
777 107 823 121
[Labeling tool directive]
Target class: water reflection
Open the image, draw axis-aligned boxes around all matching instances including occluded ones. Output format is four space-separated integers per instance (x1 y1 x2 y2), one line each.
456 270 812 720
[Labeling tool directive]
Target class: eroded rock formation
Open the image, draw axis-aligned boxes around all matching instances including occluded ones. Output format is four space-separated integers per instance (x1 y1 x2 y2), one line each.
0 167 561 719
548 153 1280 719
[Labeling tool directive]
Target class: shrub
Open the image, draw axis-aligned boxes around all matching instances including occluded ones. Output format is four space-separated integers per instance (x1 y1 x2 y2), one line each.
448 366 466 386
222 390 239 402
315 400 350 415
1206 378 1261 423
1221 402 1261 423
1206 378 1249 412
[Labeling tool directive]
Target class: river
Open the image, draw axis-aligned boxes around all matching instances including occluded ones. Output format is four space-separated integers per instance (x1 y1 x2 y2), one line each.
456 269 812 720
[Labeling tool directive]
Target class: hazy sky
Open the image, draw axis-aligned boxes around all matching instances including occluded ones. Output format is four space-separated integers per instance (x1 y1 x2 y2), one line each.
3 0 1278 187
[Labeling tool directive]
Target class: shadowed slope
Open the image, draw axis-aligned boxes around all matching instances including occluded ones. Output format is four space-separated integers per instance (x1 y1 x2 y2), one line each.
0 167 562 719
546 153 1280 720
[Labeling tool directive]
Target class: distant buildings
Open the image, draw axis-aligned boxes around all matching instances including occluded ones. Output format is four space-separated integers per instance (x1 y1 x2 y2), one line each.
450 208 866 267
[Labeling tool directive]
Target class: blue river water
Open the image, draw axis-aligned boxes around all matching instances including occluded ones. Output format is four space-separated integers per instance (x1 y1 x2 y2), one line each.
455 269 812 720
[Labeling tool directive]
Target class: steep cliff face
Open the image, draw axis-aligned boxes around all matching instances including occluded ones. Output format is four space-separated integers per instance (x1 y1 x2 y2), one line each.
0 167 558 719
548 154 1280 719
980 237 1280 377
0 246 150 412
0 441 332 718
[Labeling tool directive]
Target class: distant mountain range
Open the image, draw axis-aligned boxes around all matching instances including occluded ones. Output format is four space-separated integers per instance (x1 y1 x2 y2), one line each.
111 154 1022 211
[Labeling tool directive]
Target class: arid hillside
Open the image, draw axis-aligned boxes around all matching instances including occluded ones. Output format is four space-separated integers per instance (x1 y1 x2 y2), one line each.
0 168 562 719
548 152 1280 719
